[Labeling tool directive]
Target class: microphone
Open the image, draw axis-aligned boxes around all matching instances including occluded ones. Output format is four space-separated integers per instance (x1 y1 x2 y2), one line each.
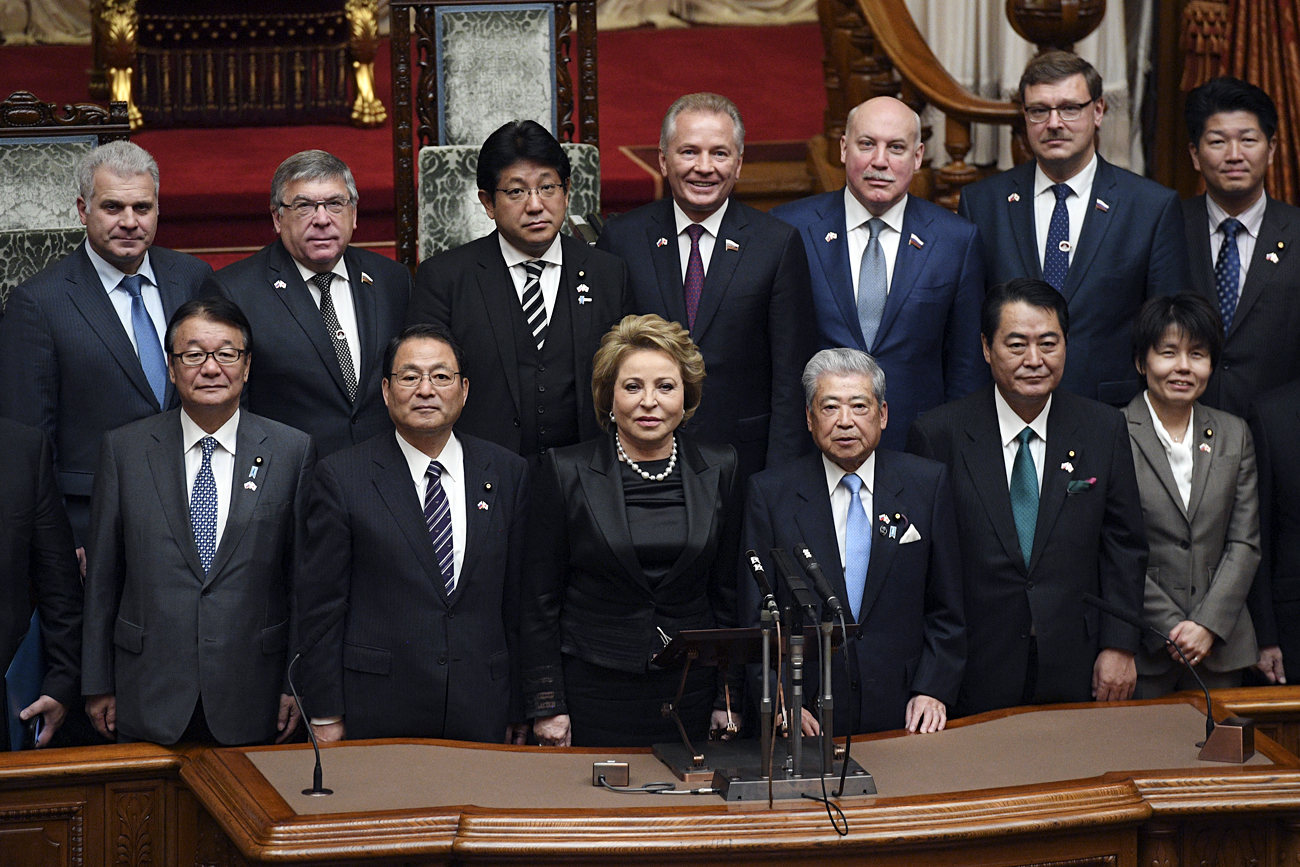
745 550 780 618
770 548 820 620
1080 593 1215 742
287 601 350 797
795 544 844 621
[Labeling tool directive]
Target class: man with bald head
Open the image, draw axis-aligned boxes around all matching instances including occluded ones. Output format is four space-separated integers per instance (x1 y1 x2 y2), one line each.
772 97 987 450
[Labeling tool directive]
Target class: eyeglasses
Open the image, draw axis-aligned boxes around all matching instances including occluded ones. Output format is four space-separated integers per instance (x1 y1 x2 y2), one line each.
278 197 353 218
388 370 462 389
1023 99 1094 124
494 184 564 203
172 348 248 367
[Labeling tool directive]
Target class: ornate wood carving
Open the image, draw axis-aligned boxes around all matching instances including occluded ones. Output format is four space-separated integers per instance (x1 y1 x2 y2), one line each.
1138 819 1179 867
390 4 418 271
1187 820 1270 867
0 91 130 142
554 2 574 143
346 0 388 127
114 791 153 865
0 803 85 867
575 0 599 147
95 0 142 129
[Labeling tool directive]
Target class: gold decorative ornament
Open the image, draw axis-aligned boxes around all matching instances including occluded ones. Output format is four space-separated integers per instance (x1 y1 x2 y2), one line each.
346 0 387 127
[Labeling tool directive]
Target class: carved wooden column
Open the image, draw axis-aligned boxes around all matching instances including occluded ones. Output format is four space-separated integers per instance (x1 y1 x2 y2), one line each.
95 0 142 130
1138 819 1180 867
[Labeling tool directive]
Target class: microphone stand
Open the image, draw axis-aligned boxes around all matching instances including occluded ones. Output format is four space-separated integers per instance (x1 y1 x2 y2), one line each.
287 653 332 796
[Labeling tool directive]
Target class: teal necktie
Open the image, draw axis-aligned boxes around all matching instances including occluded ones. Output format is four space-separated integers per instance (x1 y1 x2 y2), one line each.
1009 427 1038 569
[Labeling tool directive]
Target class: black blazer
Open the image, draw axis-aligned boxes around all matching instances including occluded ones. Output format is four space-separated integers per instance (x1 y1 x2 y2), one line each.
521 433 739 718
1247 378 1300 660
298 431 530 743
0 243 210 541
0 419 80 710
596 198 816 481
407 231 631 454
202 240 411 458
907 384 1147 715
740 450 965 734
1184 194 1300 418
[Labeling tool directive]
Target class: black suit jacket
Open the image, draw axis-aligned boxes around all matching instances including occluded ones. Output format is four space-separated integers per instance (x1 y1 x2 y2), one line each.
202 241 411 457
298 431 530 743
596 199 816 481
1247 378 1300 664
0 243 211 541
907 385 1147 715
958 157 1189 405
520 434 739 718
1184 194 1300 417
0 419 81 710
740 450 965 734
407 232 630 454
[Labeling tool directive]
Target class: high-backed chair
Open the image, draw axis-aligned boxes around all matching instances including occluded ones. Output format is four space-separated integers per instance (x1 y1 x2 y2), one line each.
0 92 130 312
389 0 599 269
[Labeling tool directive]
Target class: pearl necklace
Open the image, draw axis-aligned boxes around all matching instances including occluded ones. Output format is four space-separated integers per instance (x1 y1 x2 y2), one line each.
616 431 678 481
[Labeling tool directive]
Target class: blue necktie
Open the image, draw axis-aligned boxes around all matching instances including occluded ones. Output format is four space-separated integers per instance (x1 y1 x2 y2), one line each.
190 436 218 574
120 273 168 407
424 461 456 594
1009 427 1038 569
1042 183 1072 291
841 472 871 621
857 217 887 349
1215 217 1243 333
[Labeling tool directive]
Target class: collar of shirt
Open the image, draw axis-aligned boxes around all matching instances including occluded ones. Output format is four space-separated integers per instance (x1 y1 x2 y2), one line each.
993 387 1051 449
498 231 564 270
180 408 240 456
395 429 464 493
86 242 157 295
844 188 907 236
672 198 728 239
1033 152 1098 202
293 258 349 288
1206 191 1266 240
1142 390 1192 450
821 450 876 499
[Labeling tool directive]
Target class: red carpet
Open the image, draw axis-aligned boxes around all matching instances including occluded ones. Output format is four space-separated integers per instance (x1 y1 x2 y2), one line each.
0 25 823 258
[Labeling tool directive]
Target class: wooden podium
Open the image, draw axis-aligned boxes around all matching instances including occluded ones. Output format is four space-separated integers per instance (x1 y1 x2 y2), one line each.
4 697 1300 866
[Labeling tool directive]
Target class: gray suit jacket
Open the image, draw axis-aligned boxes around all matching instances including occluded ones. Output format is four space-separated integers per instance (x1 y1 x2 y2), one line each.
1122 396 1259 674
81 409 315 745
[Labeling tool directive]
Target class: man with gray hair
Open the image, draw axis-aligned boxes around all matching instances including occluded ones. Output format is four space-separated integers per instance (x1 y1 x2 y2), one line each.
739 347 965 736
202 150 411 456
597 92 815 486
771 96 987 452
0 140 211 549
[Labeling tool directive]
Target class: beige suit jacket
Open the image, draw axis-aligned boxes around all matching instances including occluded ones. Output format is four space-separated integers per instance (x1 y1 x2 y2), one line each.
1123 396 1260 674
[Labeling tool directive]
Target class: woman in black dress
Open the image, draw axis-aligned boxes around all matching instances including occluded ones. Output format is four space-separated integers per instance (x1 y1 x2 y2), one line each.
523 314 741 748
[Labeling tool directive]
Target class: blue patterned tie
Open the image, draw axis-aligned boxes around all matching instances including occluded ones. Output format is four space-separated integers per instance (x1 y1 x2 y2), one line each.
190 436 218 573
120 273 168 407
424 461 455 594
857 217 888 349
1215 217 1243 333
841 472 871 621
1009 427 1038 569
1042 184 1072 291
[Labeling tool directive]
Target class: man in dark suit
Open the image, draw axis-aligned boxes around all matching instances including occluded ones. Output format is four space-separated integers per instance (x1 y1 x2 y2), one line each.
957 52 1189 407
907 278 1147 716
299 323 530 744
742 348 965 735
0 419 82 748
0 141 211 547
596 93 816 482
1247 379 1300 685
82 298 314 745
771 97 987 451
407 121 629 468
1182 77 1300 418
202 150 411 457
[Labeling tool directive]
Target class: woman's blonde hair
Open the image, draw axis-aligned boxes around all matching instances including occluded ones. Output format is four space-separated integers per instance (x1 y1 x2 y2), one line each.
591 314 705 431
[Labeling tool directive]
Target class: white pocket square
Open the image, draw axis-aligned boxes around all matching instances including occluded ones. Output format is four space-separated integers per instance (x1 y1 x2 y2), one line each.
899 525 922 545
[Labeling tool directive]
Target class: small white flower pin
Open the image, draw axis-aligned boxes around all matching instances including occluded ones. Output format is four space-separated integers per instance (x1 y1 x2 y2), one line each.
825 231 838 242
274 280 287 289
1008 193 1020 203
725 239 740 252
477 500 489 510
656 237 668 248
1061 461 1074 473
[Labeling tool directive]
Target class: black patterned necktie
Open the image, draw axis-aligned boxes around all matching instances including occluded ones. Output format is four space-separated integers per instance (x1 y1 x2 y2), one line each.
191 436 218 574
520 260 548 351
424 461 455 594
311 272 358 401
1043 183 1072 291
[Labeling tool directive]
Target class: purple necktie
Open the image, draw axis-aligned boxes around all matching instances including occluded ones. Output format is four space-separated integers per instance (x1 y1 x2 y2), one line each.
683 223 706 330
424 461 455 594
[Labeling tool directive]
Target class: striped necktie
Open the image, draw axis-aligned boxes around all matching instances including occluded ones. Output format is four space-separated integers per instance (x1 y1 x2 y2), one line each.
424 460 455 594
520 260 548 351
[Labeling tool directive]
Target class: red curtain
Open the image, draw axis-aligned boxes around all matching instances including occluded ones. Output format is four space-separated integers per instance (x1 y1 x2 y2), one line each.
1225 0 1300 201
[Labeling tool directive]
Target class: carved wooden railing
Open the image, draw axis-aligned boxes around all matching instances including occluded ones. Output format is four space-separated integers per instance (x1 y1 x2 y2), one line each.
814 0 1100 210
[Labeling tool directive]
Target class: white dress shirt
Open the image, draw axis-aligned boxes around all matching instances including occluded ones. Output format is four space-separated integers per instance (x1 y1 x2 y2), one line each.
822 451 876 571
1206 192 1267 305
1144 391 1194 511
673 198 729 279
296 258 361 379
394 430 467 583
180 408 239 550
87 244 165 356
1034 153 1098 271
500 232 564 319
994 388 1050 493
845 188 907 295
